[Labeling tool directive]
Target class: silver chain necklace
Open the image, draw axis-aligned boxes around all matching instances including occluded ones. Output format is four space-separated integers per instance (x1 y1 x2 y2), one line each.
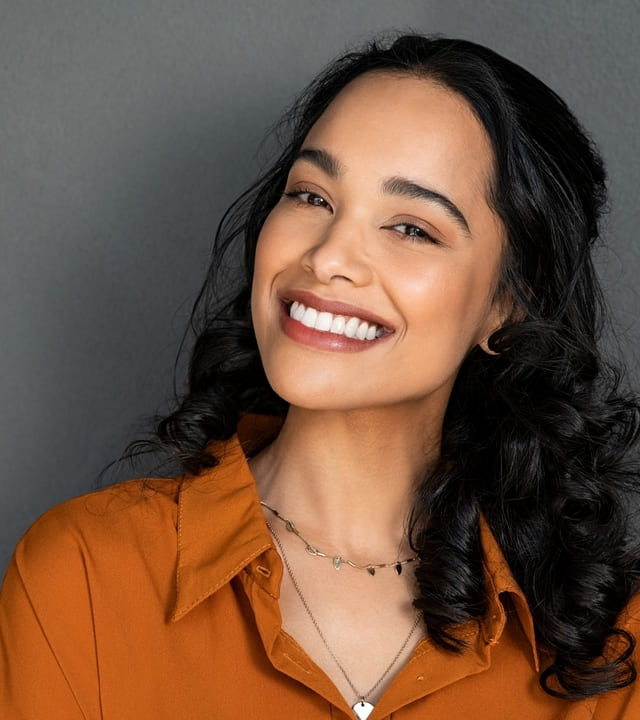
267 519 421 720
261 501 417 576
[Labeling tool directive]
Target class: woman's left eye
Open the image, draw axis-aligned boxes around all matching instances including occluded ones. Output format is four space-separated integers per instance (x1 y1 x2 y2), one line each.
391 223 438 244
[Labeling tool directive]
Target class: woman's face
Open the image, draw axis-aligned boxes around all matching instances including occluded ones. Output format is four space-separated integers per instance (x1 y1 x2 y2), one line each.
251 72 506 418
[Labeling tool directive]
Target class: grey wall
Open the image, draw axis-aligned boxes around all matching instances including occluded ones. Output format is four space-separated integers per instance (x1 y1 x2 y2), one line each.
2 0 639 574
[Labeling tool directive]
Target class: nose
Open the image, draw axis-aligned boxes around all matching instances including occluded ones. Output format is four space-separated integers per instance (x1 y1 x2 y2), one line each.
301 215 373 286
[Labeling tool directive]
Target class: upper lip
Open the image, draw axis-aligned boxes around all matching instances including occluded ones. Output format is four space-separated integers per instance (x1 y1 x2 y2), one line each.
280 289 394 331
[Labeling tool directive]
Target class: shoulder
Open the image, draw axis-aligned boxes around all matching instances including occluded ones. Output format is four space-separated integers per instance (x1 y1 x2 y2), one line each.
0 478 184 716
619 592 640 634
11 477 183 588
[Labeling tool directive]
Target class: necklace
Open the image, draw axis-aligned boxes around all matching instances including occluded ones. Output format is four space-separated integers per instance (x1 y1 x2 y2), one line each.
267 519 421 720
261 501 417 576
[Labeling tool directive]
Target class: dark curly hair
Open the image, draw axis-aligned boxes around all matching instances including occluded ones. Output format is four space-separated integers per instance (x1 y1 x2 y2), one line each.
132 35 640 700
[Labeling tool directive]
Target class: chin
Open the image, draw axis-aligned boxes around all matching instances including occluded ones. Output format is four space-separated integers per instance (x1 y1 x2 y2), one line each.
266 383 344 412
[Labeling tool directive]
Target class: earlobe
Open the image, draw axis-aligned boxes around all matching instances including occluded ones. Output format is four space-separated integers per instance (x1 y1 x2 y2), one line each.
477 293 518 355
479 333 499 355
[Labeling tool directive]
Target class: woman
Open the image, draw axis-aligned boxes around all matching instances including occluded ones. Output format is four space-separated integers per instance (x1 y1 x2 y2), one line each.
1 34 639 719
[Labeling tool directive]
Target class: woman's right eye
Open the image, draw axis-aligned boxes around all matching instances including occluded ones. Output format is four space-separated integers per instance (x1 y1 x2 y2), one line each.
284 189 332 210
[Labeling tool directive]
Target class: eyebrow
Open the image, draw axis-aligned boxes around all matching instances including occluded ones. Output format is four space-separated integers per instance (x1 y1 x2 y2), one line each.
294 147 345 177
382 177 470 235
293 147 471 235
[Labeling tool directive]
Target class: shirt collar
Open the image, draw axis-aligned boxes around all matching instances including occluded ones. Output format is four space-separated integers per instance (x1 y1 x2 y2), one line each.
479 514 540 670
171 415 540 670
171 415 282 621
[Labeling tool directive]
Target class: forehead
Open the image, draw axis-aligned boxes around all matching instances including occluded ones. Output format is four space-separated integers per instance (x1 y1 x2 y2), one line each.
302 71 496 210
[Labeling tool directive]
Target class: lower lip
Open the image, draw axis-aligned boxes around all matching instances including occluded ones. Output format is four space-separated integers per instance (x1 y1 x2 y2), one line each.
280 303 390 353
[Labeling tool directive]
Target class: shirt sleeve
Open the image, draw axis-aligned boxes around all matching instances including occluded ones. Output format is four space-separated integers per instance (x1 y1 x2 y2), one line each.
0 507 102 719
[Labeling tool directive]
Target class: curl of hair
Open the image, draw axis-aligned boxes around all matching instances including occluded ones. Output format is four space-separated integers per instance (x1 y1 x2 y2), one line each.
131 35 640 699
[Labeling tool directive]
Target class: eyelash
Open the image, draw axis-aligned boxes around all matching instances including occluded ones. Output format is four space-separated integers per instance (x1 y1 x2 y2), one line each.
389 223 439 245
283 188 331 209
283 188 440 245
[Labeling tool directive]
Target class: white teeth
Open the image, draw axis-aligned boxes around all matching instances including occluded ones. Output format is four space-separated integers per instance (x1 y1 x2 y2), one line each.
315 311 333 332
292 302 305 322
301 307 318 328
355 322 369 340
330 315 346 334
344 317 360 338
288 301 385 341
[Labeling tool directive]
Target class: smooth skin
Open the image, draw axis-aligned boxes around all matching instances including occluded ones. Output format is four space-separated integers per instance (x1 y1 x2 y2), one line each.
249 71 507 708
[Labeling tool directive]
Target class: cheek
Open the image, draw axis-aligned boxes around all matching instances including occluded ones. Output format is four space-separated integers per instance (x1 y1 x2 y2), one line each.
252 221 280 297
250 233 273 333
401 260 499 341
402 263 476 312
251 218 291 342
252 212 292 286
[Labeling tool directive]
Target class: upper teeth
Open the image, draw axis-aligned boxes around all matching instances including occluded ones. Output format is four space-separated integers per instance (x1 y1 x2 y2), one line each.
289 301 385 341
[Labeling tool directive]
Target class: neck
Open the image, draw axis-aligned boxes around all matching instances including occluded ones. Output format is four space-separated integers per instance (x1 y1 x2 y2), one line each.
250 403 442 560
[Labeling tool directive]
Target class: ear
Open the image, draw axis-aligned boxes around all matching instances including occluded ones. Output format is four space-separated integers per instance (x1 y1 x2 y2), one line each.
478 332 499 355
477 293 517 356
478 325 500 355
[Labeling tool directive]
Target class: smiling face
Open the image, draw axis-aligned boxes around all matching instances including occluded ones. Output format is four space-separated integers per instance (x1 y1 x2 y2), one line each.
251 72 506 419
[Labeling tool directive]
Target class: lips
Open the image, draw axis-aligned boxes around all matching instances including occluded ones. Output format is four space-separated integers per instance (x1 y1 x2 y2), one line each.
277 289 394 352
289 301 385 341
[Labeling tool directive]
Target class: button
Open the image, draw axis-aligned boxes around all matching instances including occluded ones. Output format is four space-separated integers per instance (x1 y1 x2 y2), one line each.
256 565 272 578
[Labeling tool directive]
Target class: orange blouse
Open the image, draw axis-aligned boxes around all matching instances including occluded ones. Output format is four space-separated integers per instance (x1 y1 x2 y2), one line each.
2 416 640 719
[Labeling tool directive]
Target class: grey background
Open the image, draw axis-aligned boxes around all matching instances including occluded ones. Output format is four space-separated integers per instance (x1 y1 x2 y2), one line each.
2 0 639 576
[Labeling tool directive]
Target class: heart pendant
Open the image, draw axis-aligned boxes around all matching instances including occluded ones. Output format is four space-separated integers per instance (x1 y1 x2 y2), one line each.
352 700 374 720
